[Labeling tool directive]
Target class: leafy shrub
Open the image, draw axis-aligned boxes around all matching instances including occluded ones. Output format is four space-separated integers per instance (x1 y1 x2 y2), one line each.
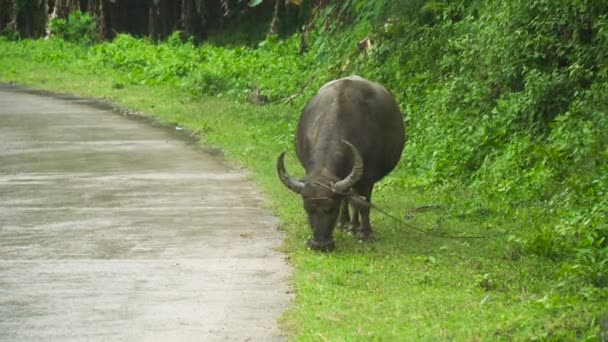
48 11 97 45
320 0 608 309
0 26 21 41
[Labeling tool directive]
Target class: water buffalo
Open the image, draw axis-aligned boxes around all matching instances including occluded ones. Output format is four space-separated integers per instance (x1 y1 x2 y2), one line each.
277 75 405 251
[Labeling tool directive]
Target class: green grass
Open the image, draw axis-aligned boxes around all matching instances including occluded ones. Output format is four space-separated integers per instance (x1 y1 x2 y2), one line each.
0 42 604 340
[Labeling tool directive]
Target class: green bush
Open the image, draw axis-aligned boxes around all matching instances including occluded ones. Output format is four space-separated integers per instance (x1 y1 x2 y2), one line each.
48 11 97 45
311 0 608 307
0 26 21 41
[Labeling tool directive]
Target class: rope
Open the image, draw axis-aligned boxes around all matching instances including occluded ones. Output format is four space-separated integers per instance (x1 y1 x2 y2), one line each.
311 177 506 239
370 203 508 240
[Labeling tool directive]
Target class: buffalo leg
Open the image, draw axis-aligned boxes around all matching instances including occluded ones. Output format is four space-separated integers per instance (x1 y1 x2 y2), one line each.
338 199 350 230
348 202 361 234
357 185 374 242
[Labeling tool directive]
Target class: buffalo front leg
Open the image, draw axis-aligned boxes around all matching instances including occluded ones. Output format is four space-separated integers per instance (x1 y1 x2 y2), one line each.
337 199 351 231
349 205 361 234
339 198 362 235
356 186 374 242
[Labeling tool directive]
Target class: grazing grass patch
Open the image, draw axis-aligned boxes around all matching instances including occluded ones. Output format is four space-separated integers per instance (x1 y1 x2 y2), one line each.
1 40 604 340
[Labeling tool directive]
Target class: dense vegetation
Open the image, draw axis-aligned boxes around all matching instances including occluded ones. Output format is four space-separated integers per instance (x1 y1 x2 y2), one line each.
1 0 607 339
0 0 302 40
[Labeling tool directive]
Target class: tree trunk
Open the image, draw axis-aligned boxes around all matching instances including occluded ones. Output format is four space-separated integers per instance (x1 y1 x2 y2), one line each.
157 0 169 38
85 0 107 40
149 0 159 39
148 0 179 40
16 0 47 38
0 0 15 34
51 0 80 19
181 0 194 36
181 0 205 38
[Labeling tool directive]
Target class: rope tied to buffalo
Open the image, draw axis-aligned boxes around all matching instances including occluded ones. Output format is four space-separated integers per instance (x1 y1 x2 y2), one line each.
370 203 509 240
311 177 507 239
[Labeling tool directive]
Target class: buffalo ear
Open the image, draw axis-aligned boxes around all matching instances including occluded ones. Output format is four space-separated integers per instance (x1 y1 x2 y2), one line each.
349 194 371 210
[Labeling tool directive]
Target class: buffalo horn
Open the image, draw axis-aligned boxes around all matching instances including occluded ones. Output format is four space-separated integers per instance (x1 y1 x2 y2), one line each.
333 140 364 193
277 152 305 194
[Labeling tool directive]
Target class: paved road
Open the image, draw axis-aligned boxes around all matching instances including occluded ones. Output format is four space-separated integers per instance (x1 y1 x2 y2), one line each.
0 86 291 341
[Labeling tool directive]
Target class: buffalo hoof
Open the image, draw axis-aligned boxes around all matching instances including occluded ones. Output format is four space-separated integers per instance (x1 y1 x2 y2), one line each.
306 239 335 252
341 223 360 235
357 232 375 243
337 221 350 231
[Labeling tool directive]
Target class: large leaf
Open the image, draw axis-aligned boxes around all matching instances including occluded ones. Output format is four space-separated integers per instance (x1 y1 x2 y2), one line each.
248 0 263 7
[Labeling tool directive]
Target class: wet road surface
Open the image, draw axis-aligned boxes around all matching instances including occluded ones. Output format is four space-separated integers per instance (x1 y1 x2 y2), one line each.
0 85 292 341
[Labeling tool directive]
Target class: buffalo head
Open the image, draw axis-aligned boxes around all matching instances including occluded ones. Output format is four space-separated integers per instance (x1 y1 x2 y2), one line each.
277 141 370 251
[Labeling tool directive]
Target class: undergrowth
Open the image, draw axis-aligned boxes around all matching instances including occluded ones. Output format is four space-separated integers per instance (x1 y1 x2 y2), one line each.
1 0 607 338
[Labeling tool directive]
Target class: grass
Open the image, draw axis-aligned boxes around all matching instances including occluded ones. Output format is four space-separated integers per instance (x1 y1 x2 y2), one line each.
0 41 603 340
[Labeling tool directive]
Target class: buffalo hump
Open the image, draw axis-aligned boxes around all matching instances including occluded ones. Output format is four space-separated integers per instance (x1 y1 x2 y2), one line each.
296 75 405 183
